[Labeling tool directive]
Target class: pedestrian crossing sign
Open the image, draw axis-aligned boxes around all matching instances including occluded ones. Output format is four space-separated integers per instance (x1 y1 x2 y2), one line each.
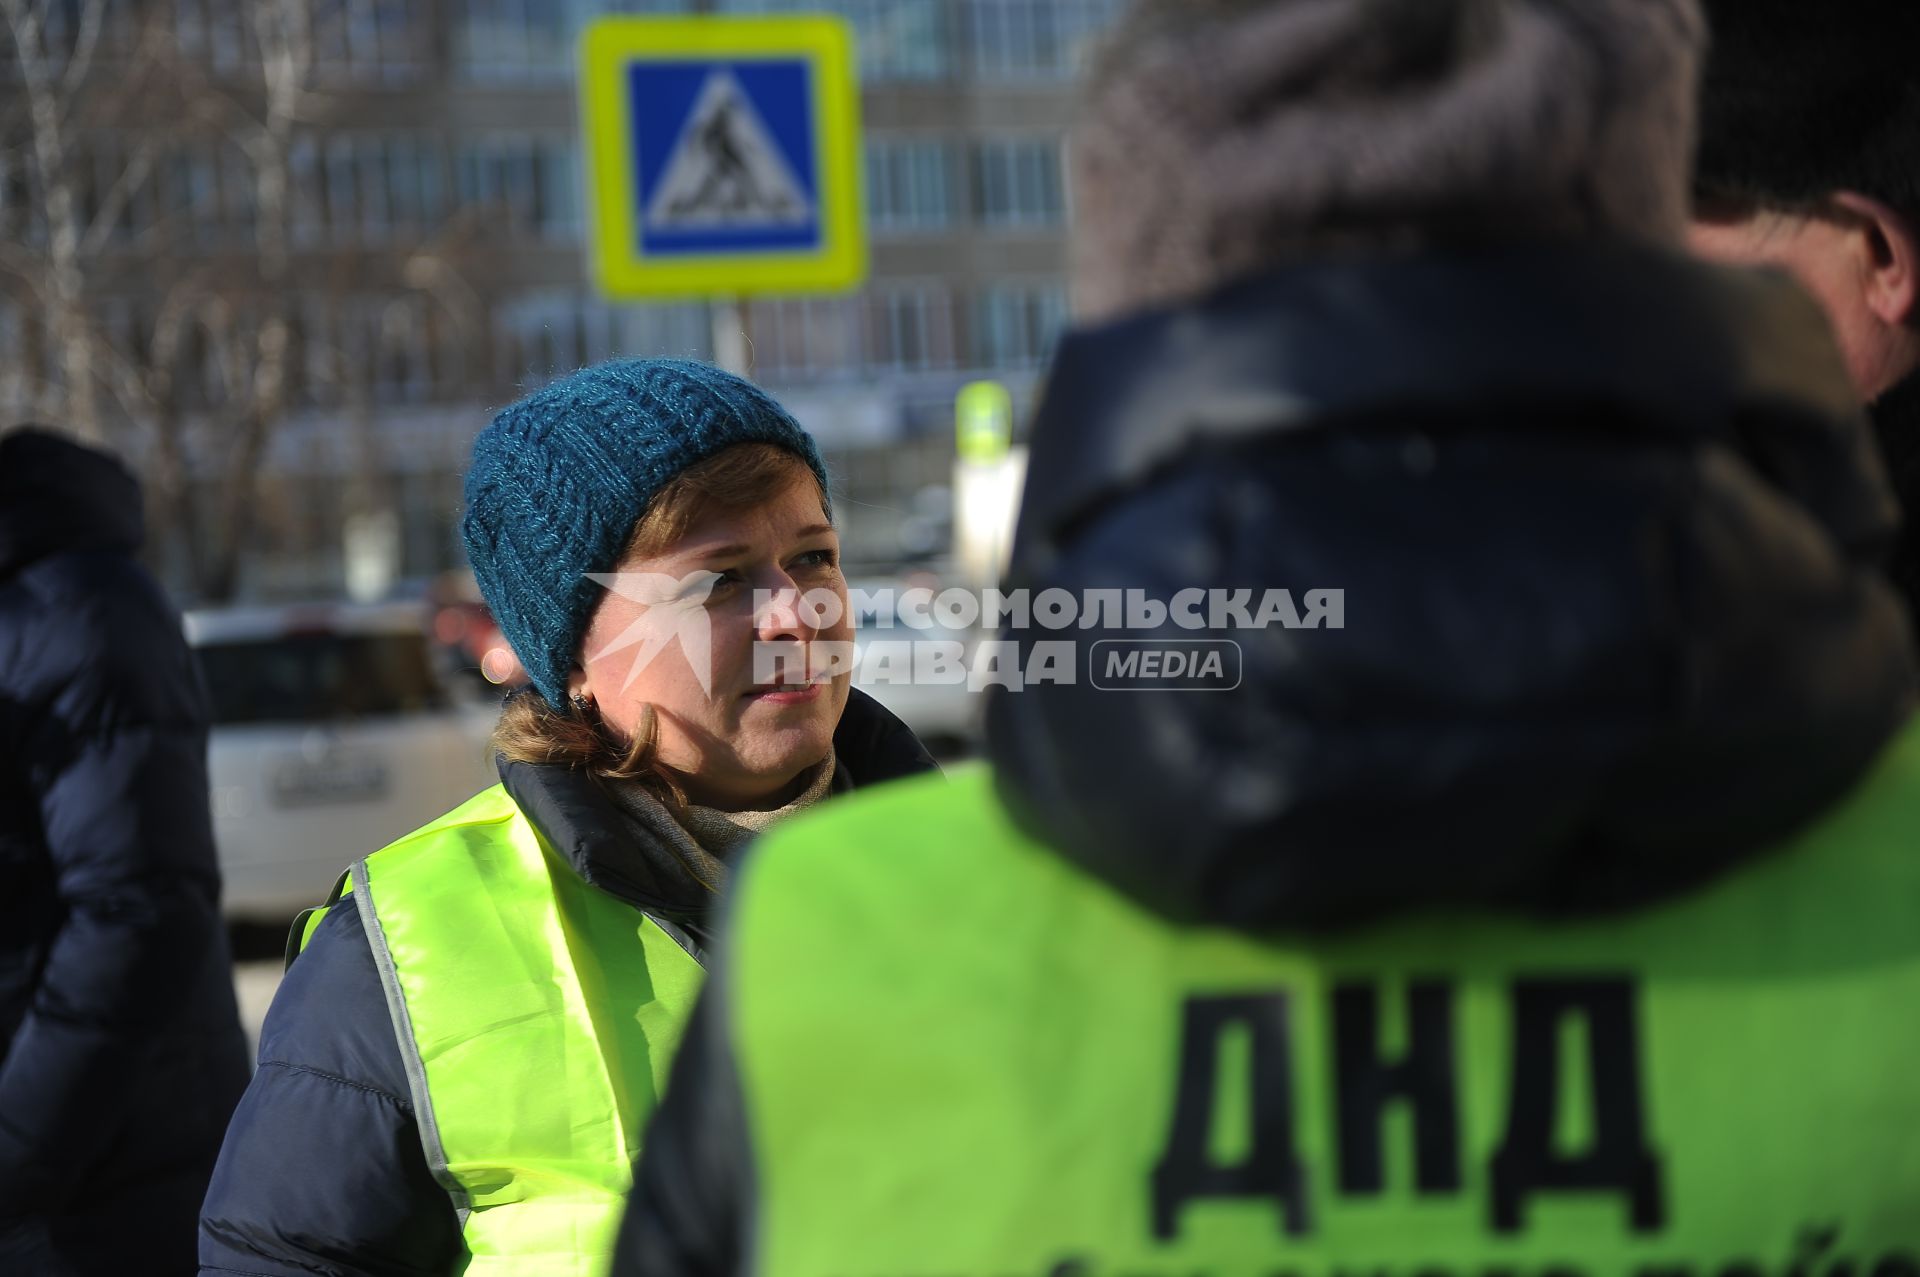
580 15 866 298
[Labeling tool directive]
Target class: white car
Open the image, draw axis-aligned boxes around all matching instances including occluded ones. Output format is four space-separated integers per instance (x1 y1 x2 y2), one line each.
848 578 984 758
186 601 499 921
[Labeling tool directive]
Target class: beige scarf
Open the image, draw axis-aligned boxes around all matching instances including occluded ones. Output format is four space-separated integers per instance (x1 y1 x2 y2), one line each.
602 751 836 896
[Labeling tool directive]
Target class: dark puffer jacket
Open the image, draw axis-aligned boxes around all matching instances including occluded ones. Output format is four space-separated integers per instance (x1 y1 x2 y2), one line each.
610 243 1916 1273
0 429 250 1276
198 688 937 1277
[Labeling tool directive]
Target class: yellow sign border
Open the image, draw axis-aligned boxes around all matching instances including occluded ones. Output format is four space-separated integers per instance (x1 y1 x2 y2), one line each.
579 15 866 299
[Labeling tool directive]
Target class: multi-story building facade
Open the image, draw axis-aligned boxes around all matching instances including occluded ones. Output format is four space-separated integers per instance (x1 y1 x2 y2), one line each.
0 0 1123 598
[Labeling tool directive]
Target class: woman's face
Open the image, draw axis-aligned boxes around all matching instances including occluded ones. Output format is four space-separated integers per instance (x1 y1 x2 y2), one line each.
570 473 852 810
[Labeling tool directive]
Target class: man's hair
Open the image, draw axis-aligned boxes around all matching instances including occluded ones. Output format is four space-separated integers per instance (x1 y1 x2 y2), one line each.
1695 0 1920 219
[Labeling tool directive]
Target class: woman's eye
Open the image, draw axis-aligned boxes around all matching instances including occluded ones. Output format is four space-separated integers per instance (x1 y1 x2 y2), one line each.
704 569 745 596
792 549 838 571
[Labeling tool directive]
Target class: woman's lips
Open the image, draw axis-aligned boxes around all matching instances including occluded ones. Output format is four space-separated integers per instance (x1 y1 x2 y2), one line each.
743 680 825 705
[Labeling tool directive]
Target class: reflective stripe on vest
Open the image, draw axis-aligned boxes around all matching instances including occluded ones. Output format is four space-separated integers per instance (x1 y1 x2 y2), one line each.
346 784 705 1276
730 728 1920 1276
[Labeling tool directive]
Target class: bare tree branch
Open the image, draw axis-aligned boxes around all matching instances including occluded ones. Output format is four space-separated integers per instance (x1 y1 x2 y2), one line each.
2 0 102 443
0 1 480 599
1 0 48 98
58 0 111 100
79 137 156 256
0 242 54 305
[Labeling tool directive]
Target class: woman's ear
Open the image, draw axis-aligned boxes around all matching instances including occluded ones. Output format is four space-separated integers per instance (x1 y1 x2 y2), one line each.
566 662 591 705
1832 190 1920 329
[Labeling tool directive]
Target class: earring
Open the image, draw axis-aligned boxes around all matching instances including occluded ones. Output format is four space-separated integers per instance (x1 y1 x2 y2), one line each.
571 693 593 715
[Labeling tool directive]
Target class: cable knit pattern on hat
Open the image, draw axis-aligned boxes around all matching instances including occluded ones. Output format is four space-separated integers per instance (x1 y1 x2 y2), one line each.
1071 0 1706 323
461 358 829 709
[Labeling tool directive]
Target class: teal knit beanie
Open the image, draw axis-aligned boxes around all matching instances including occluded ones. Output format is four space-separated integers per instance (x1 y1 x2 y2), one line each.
461 357 830 709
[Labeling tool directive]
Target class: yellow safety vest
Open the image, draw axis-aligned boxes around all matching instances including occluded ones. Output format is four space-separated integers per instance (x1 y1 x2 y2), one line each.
301 784 704 1276
726 725 1920 1276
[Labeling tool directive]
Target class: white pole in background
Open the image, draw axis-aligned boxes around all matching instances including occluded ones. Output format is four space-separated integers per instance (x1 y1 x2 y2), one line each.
952 381 1025 589
711 295 750 375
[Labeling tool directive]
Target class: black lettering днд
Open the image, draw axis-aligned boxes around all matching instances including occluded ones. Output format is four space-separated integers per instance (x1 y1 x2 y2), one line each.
1490 976 1664 1233
1333 979 1461 1195
1151 993 1308 1239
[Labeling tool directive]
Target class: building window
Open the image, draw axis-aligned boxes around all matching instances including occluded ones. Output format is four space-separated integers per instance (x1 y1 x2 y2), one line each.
173 0 239 71
19 0 139 67
864 285 956 373
495 294 710 390
970 281 1066 369
398 470 468 579
449 0 571 83
299 296 338 406
719 0 949 82
457 135 580 242
0 149 43 246
293 295 455 408
971 138 1064 228
748 296 863 381
276 304 309 406
324 137 361 245
615 299 712 365
156 139 254 248
299 133 451 248
288 136 324 248
75 134 160 246
352 140 392 244
311 0 425 84
452 0 693 82
967 0 1125 80
370 297 433 406
748 299 800 380
421 302 472 396
219 138 256 239
865 138 953 233
495 294 581 388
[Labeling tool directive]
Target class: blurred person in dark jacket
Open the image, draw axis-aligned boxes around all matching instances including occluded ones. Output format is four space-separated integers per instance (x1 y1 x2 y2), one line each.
1689 0 1920 621
0 427 249 1275
613 0 1920 1271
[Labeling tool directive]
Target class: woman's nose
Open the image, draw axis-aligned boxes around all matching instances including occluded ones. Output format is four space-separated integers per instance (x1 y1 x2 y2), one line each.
753 579 811 643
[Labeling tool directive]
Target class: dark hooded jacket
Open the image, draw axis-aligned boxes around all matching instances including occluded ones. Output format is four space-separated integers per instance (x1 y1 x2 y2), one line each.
0 428 250 1276
610 243 1916 1274
197 689 936 1277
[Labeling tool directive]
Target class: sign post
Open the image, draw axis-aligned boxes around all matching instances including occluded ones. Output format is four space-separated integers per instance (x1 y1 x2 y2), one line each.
710 296 750 375
578 13 867 351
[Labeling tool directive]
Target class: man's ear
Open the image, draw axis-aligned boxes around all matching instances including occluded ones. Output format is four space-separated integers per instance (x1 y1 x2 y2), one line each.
1832 190 1920 328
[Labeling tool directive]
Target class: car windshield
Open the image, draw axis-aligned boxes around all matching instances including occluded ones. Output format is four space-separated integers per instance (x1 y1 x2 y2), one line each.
196 632 448 725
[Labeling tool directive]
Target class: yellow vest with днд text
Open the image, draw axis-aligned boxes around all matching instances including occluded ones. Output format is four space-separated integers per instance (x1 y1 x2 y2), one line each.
300 783 705 1277
726 726 1920 1277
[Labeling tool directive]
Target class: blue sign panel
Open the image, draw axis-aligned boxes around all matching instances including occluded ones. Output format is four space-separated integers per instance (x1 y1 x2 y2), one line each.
629 59 821 258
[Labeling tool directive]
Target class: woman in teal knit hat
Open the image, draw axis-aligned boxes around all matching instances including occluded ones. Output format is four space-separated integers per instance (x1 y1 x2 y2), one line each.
199 358 939 1277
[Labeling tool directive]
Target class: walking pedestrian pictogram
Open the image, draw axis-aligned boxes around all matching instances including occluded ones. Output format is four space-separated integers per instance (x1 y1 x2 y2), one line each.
646 69 813 230
580 15 866 298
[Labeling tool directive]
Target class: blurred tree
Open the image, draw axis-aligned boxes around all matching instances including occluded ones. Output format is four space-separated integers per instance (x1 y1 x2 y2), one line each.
0 0 478 601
